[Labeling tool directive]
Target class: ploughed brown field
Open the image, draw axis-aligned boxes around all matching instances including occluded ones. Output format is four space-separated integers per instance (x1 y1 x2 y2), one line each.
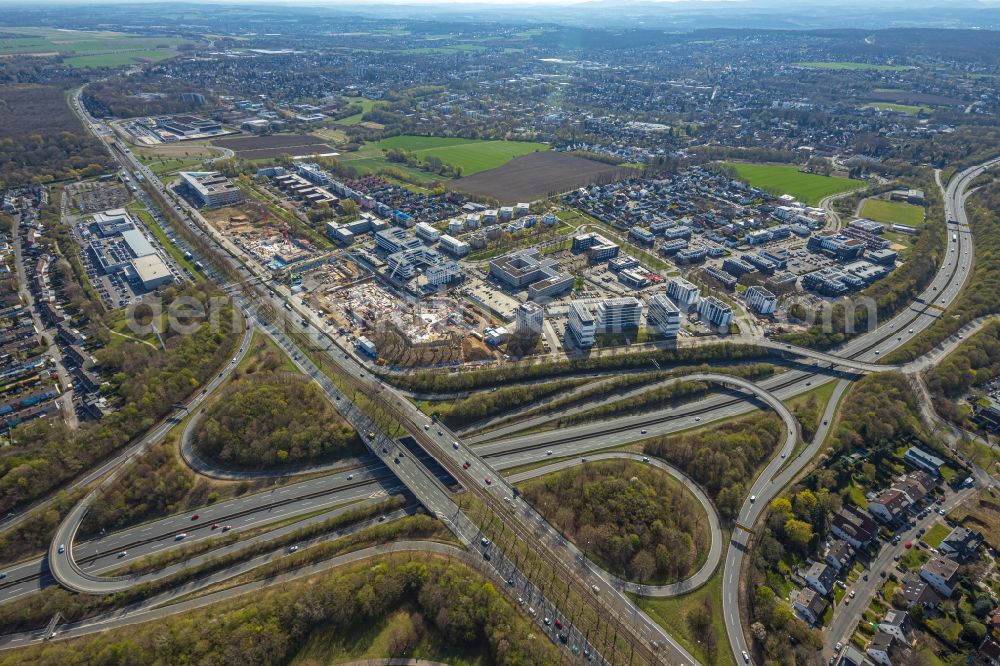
213 133 334 158
448 151 635 204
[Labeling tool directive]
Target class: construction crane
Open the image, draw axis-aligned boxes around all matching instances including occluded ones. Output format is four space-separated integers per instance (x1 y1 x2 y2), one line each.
253 201 270 239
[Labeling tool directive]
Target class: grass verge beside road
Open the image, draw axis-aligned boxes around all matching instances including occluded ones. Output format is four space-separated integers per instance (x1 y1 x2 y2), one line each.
633 563 735 666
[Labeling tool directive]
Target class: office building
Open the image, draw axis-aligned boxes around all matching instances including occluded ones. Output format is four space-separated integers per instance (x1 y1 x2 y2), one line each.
515 301 545 336
489 249 573 299
572 232 620 261
745 285 777 315
92 209 136 237
567 301 596 347
667 277 700 308
618 269 649 289
131 255 173 290
178 171 242 208
597 297 642 332
647 292 681 337
439 234 470 257
698 296 734 328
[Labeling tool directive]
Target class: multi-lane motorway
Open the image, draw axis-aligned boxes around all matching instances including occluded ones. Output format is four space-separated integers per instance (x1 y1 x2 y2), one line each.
4 87 994 663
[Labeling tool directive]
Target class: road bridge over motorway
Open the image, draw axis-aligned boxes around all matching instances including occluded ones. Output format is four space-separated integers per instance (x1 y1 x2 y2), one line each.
756 340 895 373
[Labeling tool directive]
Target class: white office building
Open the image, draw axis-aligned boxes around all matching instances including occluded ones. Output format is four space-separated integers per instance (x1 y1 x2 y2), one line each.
647 292 681 337
567 301 596 347
439 234 470 257
178 171 242 208
745 285 778 315
698 296 734 328
515 301 545 336
667 277 701 309
597 297 642 332
415 222 440 243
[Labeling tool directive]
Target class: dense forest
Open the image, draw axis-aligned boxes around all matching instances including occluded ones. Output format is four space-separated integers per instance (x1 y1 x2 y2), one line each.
831 372 945 461
644 413 784 520
82 78 212 118
193 366 361 469
518 459 709 584
0 555 560 666
0 283 239 518
925 320 1000 425
0 84 111 187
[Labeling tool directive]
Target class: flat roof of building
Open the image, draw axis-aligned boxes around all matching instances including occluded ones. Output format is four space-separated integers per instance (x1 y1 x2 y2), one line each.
132 255 172 285
122 228 155 258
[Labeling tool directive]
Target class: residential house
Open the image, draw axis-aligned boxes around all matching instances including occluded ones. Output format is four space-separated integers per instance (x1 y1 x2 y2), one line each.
878 610 909 641
866 632 896 666
804 562 836 596
825 539 856 573
903 446 945 476
896 471 936 504
868 488 910 523
792 588 828 625
898 572 941 609
831 505 879 548
920 557 960 597
938 526 983 561
980 637 1000 666
838 645 869 666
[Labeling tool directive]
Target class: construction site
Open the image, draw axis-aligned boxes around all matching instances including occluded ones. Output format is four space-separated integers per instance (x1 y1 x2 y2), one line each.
316 282 498 368
202 203 331 273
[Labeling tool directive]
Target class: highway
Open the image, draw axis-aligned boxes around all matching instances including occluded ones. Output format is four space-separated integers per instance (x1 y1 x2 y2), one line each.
720 156 998 664
34 86 995 664
56 91 613 664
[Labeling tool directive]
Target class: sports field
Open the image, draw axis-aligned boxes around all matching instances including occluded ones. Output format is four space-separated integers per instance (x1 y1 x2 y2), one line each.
0 27 191 68
862 102 933 116
859 198 926 227
374 135 550 175
725 163 863 206
796 61 911 71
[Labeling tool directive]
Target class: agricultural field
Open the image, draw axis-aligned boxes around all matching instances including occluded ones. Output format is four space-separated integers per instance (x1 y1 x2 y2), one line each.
859 198 927 227
374 135 550 175
0 27 192 68
862 102 934 116
212 133 334 159
449 151 634 203
725 163 863 206
795 61 911 71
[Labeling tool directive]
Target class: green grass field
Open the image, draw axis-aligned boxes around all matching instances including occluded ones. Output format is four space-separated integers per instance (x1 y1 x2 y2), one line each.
345 157 448 182
0 27 191 68
862 102 934 116
633 562 735 666
725 163 863 206
859 198 926 227
336 97 382 126
796 61 911 71
372 135 549 175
